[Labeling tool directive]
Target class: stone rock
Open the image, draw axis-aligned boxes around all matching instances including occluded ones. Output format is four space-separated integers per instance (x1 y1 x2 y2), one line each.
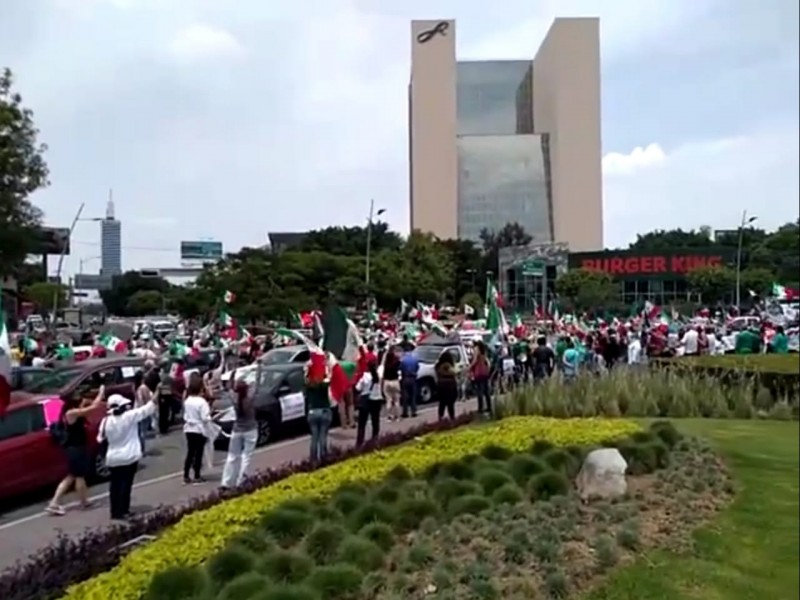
576 448 628 501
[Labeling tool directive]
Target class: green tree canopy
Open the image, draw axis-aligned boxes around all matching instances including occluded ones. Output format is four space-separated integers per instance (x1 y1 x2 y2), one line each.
100 270 171 316
0 68 48 275
554 268 618 312
686 265 736 305
23 281 68 311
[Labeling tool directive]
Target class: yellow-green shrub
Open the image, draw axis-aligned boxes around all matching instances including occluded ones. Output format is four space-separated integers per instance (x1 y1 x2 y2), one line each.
63 416 639 600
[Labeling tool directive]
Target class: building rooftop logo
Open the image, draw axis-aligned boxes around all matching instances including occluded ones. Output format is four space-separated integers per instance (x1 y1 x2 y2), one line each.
416 21 449 44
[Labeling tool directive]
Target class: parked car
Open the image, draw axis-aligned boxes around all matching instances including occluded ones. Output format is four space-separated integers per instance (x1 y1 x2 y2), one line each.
259 345 311 366
214 362 336 449
413 342 469 404
0 356 146 501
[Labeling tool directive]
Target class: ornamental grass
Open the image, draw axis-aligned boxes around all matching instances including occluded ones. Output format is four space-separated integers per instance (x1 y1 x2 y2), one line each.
64 416 639 600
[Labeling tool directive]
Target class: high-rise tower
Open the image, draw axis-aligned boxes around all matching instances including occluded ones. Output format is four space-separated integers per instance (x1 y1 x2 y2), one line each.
100 190 122 275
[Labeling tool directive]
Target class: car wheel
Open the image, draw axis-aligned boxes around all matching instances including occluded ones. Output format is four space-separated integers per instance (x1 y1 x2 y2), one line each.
256 418 273 447
418 379 434 404
94 453 110 479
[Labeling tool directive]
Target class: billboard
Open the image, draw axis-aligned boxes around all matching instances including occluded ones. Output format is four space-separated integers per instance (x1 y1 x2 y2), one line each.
180 240 223 261
74 273 114 291
568 249 736 280
34 227 70 255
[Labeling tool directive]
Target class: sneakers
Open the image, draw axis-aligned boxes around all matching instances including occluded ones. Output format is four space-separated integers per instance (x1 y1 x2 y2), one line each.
45 504 66 516
191 477 207 485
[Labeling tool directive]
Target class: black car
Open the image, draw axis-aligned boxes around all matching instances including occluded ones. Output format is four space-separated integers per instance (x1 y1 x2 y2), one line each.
214 362 328 449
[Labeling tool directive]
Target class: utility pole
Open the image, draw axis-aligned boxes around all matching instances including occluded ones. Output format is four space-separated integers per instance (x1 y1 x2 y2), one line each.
52 203 85 320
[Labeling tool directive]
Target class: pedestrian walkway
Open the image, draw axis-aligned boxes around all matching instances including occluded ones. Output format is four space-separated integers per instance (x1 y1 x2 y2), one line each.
0 400 476 573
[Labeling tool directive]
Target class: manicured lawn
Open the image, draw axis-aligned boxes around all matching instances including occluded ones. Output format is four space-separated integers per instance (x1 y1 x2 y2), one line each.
586 419 799 600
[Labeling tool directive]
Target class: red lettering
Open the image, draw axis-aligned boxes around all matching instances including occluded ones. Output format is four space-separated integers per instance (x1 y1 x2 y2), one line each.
639 257 653 273
610 258 624 274
671 256 686 272
581 259 598 271
623 257 639 273
707 256 722 267
652 256 666 273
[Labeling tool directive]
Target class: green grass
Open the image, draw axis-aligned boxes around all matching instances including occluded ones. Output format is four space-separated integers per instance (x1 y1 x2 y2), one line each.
585 419 799 600
657 354 800 375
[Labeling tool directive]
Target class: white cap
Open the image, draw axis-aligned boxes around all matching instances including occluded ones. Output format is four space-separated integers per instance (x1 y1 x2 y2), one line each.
107 394 131 410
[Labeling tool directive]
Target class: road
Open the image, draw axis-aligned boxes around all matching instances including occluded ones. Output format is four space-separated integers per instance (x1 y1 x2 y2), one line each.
0 400 476 573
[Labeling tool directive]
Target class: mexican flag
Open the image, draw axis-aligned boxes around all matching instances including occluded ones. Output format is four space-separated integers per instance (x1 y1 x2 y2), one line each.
485 278 508 335
219 310 247 341
55 344 75 360
169 340 191 358
772 283 788 300
321 306 362 402
98 332 127 353
223 290 236 304
0 310 11 417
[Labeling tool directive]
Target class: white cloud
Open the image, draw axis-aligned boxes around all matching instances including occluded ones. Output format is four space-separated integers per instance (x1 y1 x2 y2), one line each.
602 143 666 176
168 24 245 63
603 123 800 248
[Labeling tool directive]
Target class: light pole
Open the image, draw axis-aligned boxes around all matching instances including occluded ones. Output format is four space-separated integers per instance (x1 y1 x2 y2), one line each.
364 199 386 296
735 210 758 312
51 203 86 319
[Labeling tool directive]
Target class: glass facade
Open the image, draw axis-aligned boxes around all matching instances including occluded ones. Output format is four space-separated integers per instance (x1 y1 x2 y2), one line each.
457 134 552 244
101 219 122 275
455 60 551 243
456 61 533 135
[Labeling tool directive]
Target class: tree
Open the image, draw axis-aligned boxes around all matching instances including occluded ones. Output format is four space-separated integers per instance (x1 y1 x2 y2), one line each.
555 268 618 312
0 68 48 275
435 238 484 302
298 223 403 257
100 271 171 316
479 222 534 275
126 290 164 316
459 291 483 315
739 268 775 298
628 228 713 252
23 281 68 311
686 265 735 304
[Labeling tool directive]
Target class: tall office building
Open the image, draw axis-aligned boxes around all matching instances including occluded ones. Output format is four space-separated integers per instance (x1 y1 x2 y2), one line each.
409 18 603 251
100 199 122 275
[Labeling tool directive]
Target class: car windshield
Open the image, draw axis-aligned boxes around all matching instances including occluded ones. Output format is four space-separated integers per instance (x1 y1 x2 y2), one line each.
25 367 84 394
260 348 298 366
414 346 444 364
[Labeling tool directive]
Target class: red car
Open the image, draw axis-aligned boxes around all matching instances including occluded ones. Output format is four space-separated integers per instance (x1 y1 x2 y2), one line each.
0 357 145 501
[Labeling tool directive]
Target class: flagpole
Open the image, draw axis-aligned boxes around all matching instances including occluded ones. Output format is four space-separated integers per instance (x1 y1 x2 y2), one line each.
365 199 374 294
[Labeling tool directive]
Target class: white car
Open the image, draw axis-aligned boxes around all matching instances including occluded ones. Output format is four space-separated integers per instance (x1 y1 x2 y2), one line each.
413 343 470 403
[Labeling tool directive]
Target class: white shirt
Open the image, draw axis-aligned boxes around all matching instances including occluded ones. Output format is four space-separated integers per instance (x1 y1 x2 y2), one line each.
100 402 157 467
627 339 642 364
32 357 46 367
355 373 383 400
706 333 719 355
183 395 211 434
681 330 699 354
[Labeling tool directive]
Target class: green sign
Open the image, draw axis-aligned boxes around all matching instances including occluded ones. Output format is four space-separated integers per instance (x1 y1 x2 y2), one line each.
521 260 544 276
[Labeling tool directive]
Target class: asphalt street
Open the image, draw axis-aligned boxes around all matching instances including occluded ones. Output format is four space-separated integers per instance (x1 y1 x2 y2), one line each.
0 400 476 574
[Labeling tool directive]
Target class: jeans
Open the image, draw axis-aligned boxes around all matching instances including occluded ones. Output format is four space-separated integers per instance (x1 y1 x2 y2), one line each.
356 397 382 447
221 429 258 488
138 421 148 455
108 461 138 519
473 377 492 415
308 408 332 463
158 398 172 434
400 378 417 417
184 432 206 480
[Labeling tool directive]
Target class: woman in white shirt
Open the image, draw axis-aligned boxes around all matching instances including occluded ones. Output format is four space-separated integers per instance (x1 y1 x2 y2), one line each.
182 377 212 485
99 393 157 520
355 361 383 447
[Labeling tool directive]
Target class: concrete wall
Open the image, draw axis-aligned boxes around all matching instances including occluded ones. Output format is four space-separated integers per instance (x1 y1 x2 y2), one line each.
532 17 604 251
409 19 458 239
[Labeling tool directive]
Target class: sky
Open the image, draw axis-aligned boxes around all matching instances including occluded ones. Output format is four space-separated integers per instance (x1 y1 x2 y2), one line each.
1 0 798 278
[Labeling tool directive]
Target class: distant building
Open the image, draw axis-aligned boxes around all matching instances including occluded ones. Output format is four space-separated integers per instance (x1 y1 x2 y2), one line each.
100 199 122 276
409 17 603 251
267 232 308 253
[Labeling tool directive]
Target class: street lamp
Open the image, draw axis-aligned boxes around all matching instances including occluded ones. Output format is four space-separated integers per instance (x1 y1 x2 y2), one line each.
364 199 386 294
735 210 758 312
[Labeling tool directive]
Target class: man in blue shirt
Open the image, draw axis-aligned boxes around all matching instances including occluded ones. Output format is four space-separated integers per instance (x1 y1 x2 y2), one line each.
562 340 579 381
399 350 420 418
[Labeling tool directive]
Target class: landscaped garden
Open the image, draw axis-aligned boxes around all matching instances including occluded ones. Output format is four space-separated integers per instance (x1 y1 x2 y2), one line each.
1 368 796 600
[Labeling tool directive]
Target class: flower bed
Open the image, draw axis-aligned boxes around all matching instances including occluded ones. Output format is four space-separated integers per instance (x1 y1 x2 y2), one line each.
137 420 716 600
64 417 639 600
